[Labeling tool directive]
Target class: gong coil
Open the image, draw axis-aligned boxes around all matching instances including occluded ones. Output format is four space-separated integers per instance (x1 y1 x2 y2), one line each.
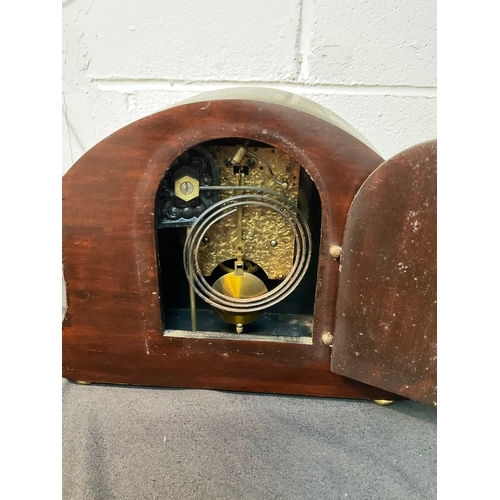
183 186 312 317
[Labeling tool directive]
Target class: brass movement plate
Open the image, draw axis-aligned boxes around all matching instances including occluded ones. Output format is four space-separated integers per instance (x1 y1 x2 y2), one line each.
197 146 301 279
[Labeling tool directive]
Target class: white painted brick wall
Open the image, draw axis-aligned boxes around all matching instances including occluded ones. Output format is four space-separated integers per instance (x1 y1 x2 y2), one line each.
62 0 436 173
305 0 436 86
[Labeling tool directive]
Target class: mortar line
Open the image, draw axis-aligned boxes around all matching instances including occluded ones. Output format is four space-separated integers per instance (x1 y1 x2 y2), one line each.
294 0 305 80
90 79 437 98
62 92 74 164
297 0 313 82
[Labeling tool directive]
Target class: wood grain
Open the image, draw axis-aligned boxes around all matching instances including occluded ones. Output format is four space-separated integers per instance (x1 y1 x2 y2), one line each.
330 140 437 405
63 95 402 400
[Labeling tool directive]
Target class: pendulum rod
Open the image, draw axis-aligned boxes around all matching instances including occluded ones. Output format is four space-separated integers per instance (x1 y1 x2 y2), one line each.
234 169 245 276
186 226 197 332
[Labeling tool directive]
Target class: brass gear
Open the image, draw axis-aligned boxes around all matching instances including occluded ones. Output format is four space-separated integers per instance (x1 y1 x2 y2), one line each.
218 260 260 274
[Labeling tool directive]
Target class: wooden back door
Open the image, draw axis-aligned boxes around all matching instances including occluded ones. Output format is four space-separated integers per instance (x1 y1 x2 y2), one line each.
330 140 437 405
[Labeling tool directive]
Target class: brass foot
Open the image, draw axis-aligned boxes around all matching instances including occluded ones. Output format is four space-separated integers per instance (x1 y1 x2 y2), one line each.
373 399 394 406
75 380 92 385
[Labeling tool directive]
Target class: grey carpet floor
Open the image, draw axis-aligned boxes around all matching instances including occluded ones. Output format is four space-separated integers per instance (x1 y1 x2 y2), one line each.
62 379 437 500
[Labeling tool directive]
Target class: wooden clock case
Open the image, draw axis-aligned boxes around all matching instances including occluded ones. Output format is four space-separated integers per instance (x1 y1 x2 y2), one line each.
62 88 436 405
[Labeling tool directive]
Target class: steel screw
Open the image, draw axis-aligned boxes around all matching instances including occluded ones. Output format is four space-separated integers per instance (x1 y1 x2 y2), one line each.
180 181 194 196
